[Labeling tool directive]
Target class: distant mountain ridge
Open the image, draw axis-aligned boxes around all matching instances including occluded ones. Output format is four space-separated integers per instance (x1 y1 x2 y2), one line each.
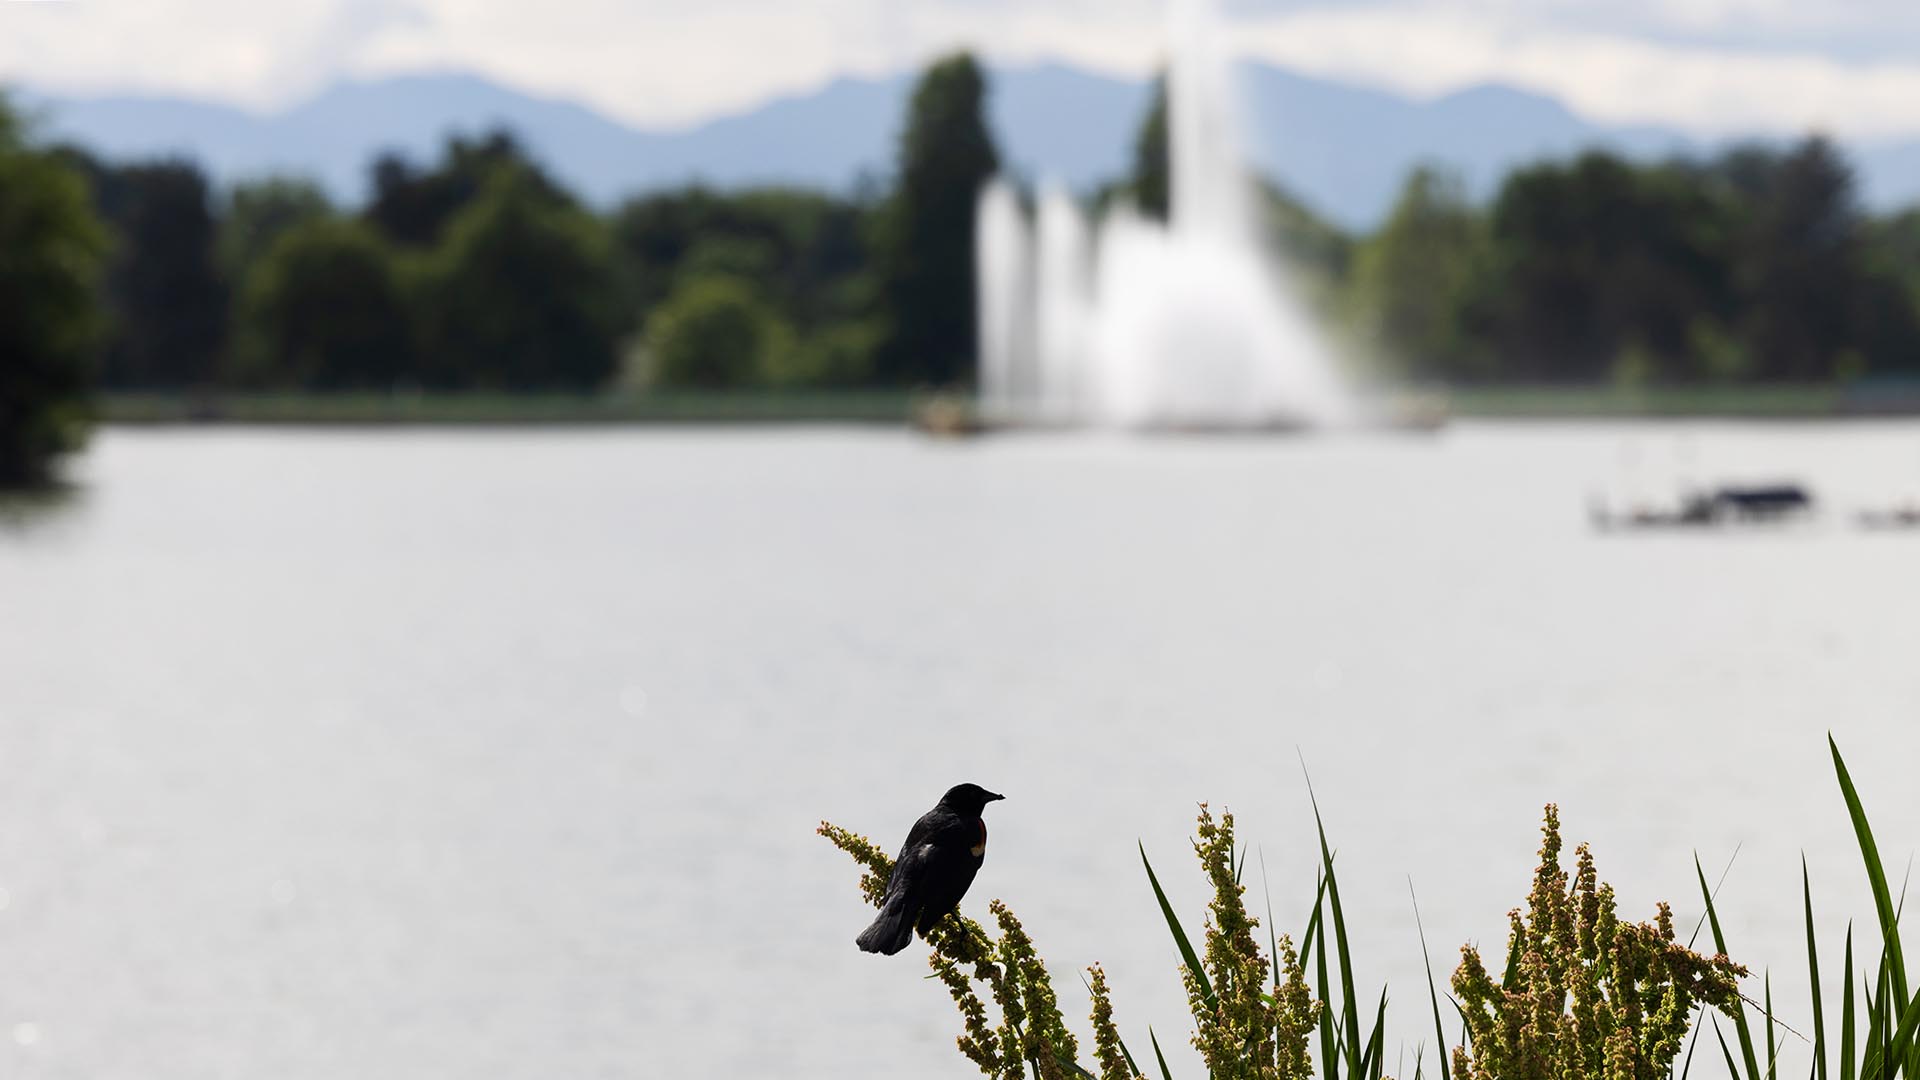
20 64 1920 229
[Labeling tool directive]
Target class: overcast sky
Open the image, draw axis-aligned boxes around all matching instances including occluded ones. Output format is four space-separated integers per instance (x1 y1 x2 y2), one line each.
6 0 1920 137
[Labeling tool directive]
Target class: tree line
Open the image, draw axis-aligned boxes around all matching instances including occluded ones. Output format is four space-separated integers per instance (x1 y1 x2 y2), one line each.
5 52 1920 485
1351 144 1920 385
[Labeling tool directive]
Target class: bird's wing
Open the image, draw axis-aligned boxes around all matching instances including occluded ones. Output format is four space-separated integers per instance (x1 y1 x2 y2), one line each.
882 810 961 900
882 839 938 902
899 811 940 853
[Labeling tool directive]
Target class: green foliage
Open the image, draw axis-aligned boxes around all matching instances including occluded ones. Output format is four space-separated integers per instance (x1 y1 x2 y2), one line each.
823 780 1813 1080
646 275 794 389
1866 209 1920 318
611 185 878 386
365 129 567 249
1185 806 1320 1080
410 168 622 390
1460 152 1732 383
72 155 228 388
0 98 107 488
1687 317 1748 382
873 51 999 387
218 177 332 281
822 800 1354 1080
1721 139 1876 380
1441 138 1920 386
1090 965 1135 1080
1351 167 1484 378
610 185 872 324
231 218 411 389
1450 806 1745 1080
39 67 1920 407
1689 739 1920 1080
781 317 881 388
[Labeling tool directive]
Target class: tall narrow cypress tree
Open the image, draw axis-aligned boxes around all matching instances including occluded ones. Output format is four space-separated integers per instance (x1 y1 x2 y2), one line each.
873 52 999 388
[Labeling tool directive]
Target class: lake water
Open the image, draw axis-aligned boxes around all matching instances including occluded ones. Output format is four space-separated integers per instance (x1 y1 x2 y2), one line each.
2 423 1919 1080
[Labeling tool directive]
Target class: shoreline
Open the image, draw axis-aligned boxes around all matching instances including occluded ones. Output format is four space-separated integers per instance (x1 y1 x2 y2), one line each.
92 383 1920 426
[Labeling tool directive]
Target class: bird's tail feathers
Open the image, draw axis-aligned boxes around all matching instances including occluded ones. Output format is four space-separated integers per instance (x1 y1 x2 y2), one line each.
855 893 917 955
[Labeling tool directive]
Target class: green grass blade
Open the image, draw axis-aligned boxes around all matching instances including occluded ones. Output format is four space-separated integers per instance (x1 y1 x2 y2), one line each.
1809 858 1829 1080
1149 1026 1175 1080
1304 768 1363 1079
1864 956 1888 1080
1866 945 1896 1076
1411 880 1453 1080
1117 1033 1145 1080
1843 925 1857 1080
1698 853 1763 1080
1141 841 1213 1006
1362 987 1389 1080
1766 972 1777 1080
1887 955 1898 1080
1865 990 1880 1080
1831 736 1908 1019
1301 865 1329 974
1882 982 1920 1080
1680 1008 1704 1080
1718 1017 1746 1080
1315 899 1339 1080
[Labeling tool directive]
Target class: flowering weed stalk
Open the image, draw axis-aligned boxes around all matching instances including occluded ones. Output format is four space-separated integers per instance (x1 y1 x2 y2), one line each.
1448 806 1745 1080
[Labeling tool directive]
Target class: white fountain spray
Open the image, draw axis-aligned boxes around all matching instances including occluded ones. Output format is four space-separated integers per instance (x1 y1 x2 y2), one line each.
975 0 1351 429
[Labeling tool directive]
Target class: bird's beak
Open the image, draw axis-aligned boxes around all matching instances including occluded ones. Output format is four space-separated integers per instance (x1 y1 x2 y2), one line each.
986 791 1005 802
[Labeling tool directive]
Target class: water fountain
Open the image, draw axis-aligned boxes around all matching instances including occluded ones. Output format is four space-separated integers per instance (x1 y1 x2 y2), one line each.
974 0 1353 430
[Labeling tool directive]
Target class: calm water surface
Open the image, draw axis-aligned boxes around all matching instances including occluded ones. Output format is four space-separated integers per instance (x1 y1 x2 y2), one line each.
2 423 1919 1079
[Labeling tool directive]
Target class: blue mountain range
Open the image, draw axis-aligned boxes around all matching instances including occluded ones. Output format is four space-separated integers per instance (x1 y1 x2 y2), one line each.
19 64 1920 230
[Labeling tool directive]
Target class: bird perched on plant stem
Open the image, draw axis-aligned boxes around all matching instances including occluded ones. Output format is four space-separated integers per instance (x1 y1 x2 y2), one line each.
855 783 1005 955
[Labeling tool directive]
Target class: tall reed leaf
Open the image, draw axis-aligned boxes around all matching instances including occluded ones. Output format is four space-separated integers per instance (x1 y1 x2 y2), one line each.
1411 882 1452 1080
1141 841 1213 1007
1304 777 1363 1080
1831 737 1908 1019
1698 853 1763 1080
1809 859 1828 1080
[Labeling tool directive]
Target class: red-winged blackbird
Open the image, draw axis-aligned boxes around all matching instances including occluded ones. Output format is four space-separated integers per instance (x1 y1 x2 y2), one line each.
855 783 1005 955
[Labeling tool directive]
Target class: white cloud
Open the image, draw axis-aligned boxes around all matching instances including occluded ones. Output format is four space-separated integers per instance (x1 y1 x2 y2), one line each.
1232 8 1920 137
5 0 1920 136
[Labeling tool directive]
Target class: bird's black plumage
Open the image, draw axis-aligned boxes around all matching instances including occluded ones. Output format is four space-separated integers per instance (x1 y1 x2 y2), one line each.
855 783 1004 955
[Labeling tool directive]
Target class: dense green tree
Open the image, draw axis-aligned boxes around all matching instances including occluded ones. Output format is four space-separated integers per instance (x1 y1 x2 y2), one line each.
612 185 879 384
872 52 999 387
1352 167 1484 377
218 177 331 281
783 318 882 387
1868 208 1920 296
612 186 872 326
73 157 228 388
646 275 793 389
0 101 107 487
1712 138 1912 379
1463 152 1734 382
231 219 412 389
411 168 622 390
366 130 566 249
